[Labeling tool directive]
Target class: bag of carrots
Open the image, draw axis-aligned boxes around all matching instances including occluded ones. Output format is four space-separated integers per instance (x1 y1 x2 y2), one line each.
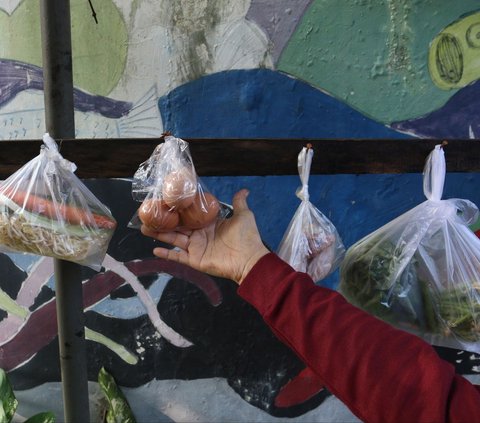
277 145 345 282
129 134 229 232
0 133 116 270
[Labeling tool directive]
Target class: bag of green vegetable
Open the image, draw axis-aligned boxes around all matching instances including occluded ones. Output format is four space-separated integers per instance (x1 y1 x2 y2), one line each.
0 133 116 271
339 143 480 353
277 145 345 282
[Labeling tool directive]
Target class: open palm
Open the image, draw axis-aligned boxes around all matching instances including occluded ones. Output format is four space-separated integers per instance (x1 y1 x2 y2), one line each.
141 190 269 284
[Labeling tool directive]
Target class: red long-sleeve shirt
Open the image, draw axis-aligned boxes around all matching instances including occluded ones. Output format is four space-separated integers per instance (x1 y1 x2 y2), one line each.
237 253 480 423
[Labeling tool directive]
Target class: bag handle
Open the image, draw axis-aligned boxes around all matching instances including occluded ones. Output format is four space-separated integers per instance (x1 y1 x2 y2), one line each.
41 133 77 173
423 141 447 201
296 144 313 202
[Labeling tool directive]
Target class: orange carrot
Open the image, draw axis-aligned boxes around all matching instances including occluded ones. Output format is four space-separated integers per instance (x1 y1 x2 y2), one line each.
0 188 116 230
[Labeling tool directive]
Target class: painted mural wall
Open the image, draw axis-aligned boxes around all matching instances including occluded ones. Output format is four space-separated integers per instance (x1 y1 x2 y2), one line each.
1 0 480 422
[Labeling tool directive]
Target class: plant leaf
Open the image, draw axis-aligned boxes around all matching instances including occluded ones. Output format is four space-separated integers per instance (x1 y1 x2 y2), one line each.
98 367 136 423
24 411 56 423
0 368 17 423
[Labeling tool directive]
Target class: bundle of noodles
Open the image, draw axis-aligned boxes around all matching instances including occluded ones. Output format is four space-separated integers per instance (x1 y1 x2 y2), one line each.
0 188 116 268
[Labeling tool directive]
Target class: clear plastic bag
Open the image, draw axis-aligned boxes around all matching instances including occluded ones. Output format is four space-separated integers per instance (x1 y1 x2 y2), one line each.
0 133 117 271
129 135 228 231
339 144 480 352
277 146 345 282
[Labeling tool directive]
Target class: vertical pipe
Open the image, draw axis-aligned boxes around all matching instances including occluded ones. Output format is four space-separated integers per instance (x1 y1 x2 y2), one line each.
39 1 90 422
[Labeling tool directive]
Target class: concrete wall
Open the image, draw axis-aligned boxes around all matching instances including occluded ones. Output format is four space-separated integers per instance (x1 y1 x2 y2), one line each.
1 1 480 421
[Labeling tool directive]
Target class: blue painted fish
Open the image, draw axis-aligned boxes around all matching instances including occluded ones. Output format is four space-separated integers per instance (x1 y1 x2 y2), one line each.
0 59 162 139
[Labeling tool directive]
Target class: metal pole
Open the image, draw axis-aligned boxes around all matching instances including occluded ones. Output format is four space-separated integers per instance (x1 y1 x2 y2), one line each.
39 1 90 422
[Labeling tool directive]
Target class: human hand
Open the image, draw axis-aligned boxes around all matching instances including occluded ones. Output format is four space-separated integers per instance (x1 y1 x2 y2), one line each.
141 189 270 284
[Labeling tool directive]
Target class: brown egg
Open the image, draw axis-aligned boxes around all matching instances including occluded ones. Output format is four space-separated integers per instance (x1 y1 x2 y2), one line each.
179 192 220 229
138 198 180 231
162 167 197 209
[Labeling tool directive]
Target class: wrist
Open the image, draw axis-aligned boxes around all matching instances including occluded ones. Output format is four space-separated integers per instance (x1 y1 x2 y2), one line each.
238 247 270 285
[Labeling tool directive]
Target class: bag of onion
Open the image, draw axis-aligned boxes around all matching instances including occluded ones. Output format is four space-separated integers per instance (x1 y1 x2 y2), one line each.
129 135 229 232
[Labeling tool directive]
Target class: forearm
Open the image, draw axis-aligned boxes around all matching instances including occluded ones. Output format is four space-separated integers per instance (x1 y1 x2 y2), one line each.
238 253 480 423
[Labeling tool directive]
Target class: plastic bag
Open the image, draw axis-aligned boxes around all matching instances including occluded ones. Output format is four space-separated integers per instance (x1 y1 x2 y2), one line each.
129 135 229 231
277 146 345 282
0 133 116 271
339 144 480 352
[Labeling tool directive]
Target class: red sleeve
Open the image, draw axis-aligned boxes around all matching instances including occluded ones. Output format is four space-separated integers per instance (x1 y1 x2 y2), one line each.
237 253 480 423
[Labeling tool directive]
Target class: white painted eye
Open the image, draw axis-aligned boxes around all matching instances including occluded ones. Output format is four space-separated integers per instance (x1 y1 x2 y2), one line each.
466 22 480 48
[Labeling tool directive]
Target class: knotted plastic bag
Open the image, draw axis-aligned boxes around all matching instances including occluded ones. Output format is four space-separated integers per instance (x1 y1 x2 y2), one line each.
339 144 480 352
277 146 345 282
129 135 229 231
0 133 117 270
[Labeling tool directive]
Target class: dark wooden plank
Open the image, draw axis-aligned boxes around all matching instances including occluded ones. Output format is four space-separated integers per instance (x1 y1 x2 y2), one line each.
0 138 477 178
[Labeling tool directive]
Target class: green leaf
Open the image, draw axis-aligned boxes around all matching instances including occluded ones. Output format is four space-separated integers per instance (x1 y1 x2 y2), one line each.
0 368 17 423
0 405 7 423
98 367 136 423
24 412 56 423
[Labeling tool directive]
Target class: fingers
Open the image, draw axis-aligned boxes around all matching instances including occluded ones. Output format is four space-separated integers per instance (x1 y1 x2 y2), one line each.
141 224 191 265
141 225 191 250
152 246 170 259
232 189 250 212
153 246 187 263
140 225 159 238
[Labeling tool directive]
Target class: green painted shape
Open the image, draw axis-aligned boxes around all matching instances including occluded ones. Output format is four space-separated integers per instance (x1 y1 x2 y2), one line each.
278 0 480 124
85 327 138 365
0 0 127 95
429 10 480 90
0 1 40 68
0 289 28 319
70 0 127 95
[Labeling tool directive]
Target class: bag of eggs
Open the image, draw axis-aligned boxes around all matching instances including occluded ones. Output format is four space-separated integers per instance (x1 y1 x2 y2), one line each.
129 135 226 232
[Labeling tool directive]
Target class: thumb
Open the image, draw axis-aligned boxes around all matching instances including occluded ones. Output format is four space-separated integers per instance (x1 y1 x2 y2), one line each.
232 189 250 212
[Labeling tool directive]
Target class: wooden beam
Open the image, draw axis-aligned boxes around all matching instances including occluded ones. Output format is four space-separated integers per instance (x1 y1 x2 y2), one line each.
0 138 477 178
